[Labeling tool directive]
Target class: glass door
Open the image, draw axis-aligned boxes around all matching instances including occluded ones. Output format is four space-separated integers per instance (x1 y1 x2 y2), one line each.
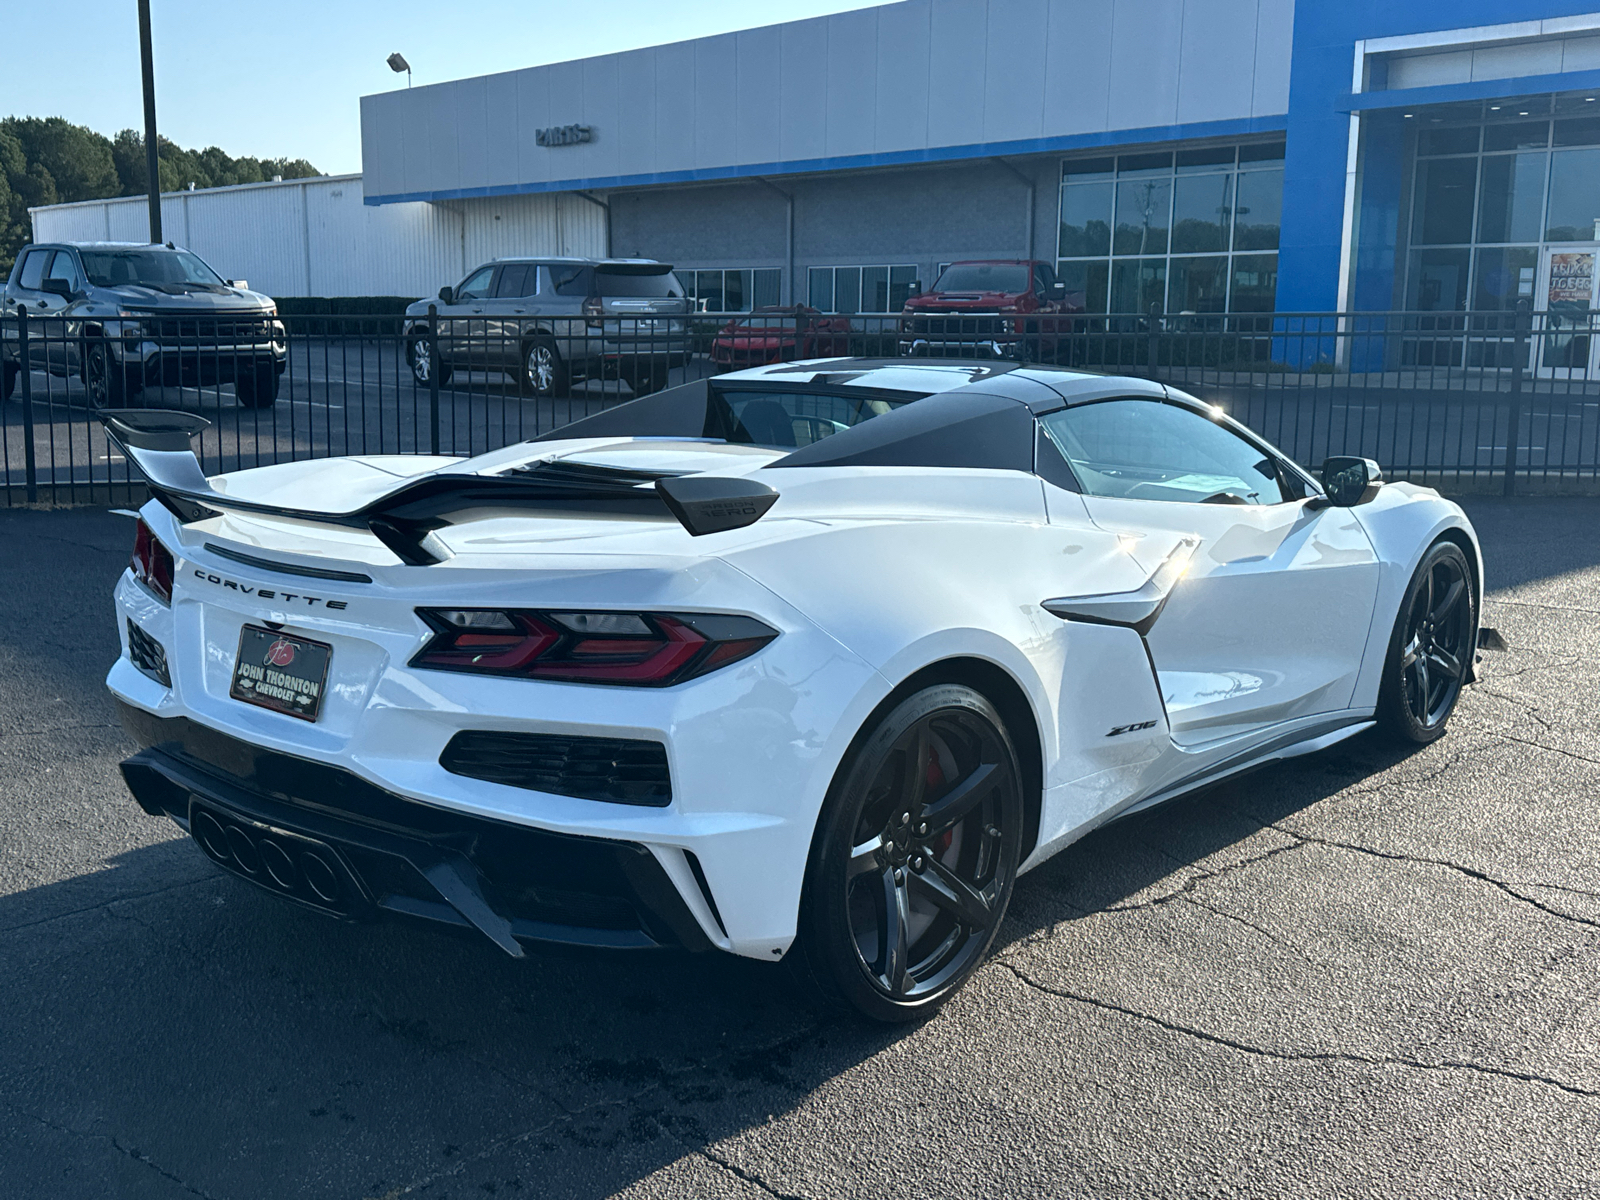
1534 244 1600 377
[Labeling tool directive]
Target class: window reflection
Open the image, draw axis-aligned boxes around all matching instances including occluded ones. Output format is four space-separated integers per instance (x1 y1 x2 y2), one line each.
1057 142 1282 313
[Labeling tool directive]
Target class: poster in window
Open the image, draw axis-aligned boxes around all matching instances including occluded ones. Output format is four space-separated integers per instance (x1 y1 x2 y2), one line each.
1547 252 1595 306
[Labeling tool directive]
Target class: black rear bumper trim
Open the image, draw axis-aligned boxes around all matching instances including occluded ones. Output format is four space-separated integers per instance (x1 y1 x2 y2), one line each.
114 701 713 955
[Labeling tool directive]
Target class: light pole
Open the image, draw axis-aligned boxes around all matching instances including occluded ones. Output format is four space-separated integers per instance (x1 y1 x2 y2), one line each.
387 52 411 88
138 0 161 242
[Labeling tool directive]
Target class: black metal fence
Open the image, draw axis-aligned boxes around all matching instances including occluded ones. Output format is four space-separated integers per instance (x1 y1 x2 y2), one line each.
5 303 1599 504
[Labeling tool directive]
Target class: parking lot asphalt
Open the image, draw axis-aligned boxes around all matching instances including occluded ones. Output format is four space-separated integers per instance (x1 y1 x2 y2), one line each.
2 497 1598 1198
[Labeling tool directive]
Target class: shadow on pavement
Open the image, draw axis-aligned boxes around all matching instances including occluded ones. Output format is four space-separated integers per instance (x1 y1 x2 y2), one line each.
0 497 1584 1197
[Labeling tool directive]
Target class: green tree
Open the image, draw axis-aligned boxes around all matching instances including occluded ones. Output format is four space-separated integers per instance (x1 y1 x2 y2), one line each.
1 118 318 275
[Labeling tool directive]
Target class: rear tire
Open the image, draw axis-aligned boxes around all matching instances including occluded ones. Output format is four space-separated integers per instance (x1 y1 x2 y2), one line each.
628 364 669 396
793 684 1024 1022
1 361 16 401
519 336 568 398
234 367 280 409
1375 540 1476 745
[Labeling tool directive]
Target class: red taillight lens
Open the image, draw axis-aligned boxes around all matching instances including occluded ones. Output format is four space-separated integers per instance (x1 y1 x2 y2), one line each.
411 609 777 687
130 518 175 604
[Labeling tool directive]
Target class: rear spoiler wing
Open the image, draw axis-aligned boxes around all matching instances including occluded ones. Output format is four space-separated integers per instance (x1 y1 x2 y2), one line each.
98 409 778 563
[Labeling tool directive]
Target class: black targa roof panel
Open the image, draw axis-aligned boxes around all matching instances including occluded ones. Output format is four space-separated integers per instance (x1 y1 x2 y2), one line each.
766 389 1036 472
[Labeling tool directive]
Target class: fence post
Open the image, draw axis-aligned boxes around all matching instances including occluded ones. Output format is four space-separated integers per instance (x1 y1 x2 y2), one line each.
1503 299 1529 498
17 307 37 504
427 303 441 456
1146 302 1161 378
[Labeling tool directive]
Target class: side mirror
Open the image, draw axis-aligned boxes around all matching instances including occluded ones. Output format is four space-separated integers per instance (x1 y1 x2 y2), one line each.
1319 456 1383 507
1049 281 1067 300
229 279 249 290
437 285 454 305
40 277 75 300
909 281 922 297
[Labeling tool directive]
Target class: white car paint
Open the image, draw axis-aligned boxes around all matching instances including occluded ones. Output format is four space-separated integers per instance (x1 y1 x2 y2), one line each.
106 361 1482 963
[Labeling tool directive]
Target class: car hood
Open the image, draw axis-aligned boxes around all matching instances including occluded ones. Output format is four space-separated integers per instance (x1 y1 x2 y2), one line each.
100 283 275 312
904 292 1023 311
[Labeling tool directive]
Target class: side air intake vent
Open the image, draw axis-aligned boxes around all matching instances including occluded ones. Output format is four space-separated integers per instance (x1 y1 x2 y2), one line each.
440 730 671 806
127 619 171 687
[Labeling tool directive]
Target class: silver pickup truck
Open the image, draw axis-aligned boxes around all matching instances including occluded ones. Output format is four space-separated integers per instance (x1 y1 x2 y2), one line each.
403 257 692 398
1 241 286 408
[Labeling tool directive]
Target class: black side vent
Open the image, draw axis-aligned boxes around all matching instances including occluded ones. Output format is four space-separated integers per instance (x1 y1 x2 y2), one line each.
127 619 171 687
440 730 671 807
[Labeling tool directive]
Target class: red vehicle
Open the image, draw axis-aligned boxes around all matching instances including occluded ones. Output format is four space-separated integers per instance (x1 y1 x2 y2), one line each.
710 305 852 371
898 260 1079 362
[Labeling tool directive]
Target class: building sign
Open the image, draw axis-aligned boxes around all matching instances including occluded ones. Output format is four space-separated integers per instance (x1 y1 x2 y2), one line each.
1547 252 1595 306
536 124 593 147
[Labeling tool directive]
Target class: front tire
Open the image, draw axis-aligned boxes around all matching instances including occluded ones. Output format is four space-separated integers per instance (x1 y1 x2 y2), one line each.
1376 540 1476 744
408 335 451 388
84 340 139 409
795 685 1024 1022
234 366 280 409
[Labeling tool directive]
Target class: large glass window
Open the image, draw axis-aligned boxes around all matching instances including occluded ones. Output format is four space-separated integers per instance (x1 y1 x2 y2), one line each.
1057 142 1282 313
1406 98 1600 311
680 268 781 312
806 264 916 313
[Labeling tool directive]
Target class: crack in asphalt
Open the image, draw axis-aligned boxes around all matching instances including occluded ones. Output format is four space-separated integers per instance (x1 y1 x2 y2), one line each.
1488 597 1600 616
363 1021 830 1199
1104 840 1308 915
695 1146 812 1200
1475 686 1561 732
1499 733 1600 770
0 721 123 739
2 1100 223 1199
997 962 1600 1100
0 876 212 937
1240 815 1600 930
1178 894 1322 966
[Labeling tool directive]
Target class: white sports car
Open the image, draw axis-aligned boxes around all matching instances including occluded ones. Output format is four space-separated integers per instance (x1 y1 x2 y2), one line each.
103 360 1484 1020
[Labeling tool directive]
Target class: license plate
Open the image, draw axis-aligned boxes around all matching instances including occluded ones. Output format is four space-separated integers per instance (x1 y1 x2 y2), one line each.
229 625 332 721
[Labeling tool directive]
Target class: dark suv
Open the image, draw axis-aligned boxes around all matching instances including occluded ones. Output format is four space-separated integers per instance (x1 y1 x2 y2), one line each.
404 257 691 398
1 241 286 407
897 260 1077 362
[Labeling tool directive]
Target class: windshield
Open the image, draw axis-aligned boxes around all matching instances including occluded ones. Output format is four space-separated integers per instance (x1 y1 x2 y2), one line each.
594 267 684 298
80 249 228 291
932 264 1030 293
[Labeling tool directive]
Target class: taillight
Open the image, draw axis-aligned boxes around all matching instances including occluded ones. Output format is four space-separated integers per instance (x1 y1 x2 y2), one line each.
411 609 777 686
130 518 175 604
583 296 604 329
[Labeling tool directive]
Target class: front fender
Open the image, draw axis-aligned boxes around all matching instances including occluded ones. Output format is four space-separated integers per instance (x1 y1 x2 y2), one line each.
1346 483 1482 710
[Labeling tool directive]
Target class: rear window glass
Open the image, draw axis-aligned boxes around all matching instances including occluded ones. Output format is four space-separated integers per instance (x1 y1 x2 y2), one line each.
708 387 913 449
495 263 534 297
595 268 685 298
932 264 1030 293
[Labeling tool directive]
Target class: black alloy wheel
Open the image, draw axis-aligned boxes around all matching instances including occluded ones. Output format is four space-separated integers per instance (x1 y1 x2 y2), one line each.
408 335 451 387
519 336 568 398
84 339 137 408
1377 540 1476 744
797 684 1024 1021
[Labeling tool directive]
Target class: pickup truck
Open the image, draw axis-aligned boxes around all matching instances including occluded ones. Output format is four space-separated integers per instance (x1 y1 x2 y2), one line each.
897 260 1080 362
1 241 285 407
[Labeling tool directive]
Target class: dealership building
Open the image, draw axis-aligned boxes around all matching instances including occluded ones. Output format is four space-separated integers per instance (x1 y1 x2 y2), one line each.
34 0 1600 319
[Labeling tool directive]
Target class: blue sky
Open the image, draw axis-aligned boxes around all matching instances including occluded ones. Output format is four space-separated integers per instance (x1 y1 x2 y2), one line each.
0 0 883 175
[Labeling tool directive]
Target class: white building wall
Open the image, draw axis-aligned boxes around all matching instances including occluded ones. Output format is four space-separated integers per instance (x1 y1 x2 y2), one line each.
28 175 603 297
359 0 1296 203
